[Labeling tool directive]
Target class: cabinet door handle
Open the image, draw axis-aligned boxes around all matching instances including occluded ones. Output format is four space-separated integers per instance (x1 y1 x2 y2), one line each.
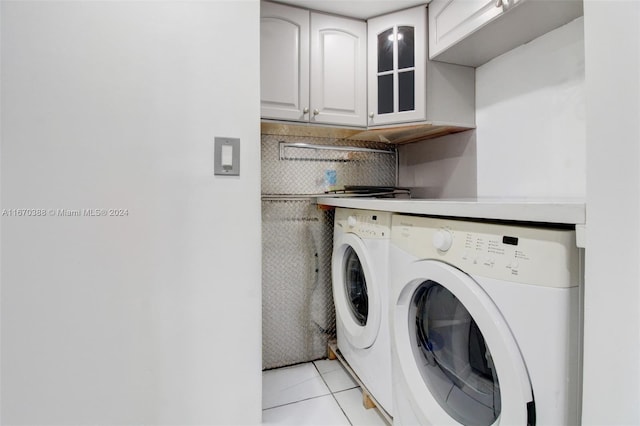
303 107 309 114
313 109 320 116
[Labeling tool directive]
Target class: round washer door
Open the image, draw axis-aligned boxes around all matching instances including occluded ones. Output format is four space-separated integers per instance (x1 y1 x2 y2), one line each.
332 232 381 349
394 260 534 426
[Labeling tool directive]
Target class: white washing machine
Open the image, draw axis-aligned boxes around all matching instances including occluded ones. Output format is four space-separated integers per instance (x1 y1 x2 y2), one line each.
390 214 582 426
332 208 393 415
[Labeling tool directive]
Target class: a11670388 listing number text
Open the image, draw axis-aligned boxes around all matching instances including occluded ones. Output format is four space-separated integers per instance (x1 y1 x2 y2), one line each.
2 208 129 217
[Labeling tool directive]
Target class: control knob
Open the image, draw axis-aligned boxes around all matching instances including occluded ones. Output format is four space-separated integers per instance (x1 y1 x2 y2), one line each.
433 229 453 252
347 216 357 228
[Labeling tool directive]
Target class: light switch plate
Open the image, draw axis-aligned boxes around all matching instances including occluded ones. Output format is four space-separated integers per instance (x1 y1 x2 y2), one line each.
214 137 240 176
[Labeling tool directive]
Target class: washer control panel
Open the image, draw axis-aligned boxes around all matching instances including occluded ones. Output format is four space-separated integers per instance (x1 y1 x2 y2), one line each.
392 214 580 288
335 208 392 239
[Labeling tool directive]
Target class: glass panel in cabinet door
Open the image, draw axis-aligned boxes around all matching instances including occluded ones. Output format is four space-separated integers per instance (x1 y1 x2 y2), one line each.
397 26 415 70
398 70 415 112
378 74 394 115
377 28 394 73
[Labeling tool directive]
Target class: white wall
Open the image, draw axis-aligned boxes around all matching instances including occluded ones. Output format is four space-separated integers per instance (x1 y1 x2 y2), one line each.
582 1 640 423
476 17 586 198
0 1 262 424
398 130 477 198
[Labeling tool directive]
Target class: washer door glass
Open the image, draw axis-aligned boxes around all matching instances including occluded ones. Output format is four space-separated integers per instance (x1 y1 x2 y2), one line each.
344 246 368 326
413 280 501 426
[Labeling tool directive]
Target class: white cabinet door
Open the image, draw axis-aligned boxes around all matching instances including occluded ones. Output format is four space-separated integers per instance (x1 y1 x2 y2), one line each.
367 6 426 126
260 2 310 121
310 13 366 127
429 0 506 59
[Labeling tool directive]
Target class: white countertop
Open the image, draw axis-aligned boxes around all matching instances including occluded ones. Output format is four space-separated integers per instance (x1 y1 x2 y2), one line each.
316 197 586 225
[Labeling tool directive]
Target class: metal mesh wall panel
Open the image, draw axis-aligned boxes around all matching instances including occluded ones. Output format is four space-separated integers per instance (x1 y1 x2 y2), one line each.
262 200 335 369
261 133 397 370
262 134 397 195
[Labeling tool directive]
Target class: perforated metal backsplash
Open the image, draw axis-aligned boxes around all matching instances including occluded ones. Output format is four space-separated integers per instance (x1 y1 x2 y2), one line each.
262 134 397 195
262 133 397 370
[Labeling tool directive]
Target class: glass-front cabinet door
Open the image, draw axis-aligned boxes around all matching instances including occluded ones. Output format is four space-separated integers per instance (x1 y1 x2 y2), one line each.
367 6 426 126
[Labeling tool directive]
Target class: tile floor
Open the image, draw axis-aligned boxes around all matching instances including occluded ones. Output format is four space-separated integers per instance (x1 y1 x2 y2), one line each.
262 359 390 426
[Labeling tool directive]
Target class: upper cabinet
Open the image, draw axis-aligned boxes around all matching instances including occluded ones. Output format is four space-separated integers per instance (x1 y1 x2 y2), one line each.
367 6 426 126
261 2 367 127
367 5 475 129
310 13 367 126
429 0 584 67
429 0 505 60
260 2 309 122
260 1 476 142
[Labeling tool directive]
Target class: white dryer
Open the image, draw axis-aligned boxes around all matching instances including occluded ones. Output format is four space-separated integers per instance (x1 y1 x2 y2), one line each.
390 214 582 426
332 208 393 415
